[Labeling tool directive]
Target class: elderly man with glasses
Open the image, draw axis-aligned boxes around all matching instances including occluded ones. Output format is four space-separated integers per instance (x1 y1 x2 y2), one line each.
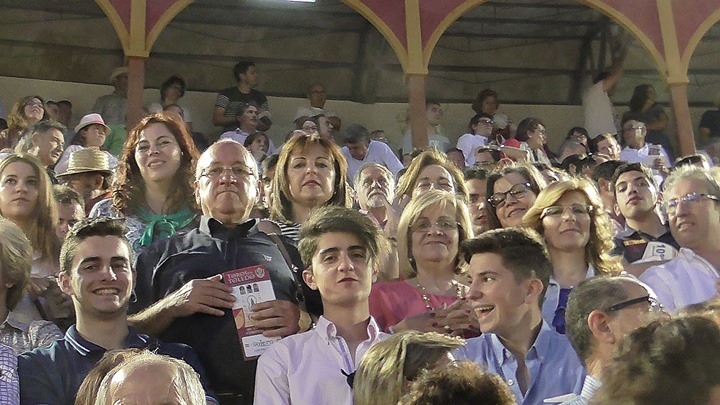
545 275 664 405
640 165 720 312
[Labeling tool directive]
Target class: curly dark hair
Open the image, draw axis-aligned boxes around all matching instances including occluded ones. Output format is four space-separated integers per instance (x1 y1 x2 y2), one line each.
111 112 199 215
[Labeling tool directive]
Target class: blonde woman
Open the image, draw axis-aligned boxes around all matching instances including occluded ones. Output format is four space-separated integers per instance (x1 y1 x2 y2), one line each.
369 190 477 337
523 178 622 333
395 149 468 201
354 331 464 405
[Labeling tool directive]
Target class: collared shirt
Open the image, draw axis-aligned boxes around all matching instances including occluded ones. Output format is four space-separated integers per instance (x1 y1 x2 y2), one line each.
341 140 403 184
619 143 671 186
542 265 596 330
0 343 19 405
0 310 63 355
640 248 719 312
456 132 489 166
613 223 679 264
18 325 215 405
546 375 602 405
132 216 300 400
454 321 586 405
254 316 387 405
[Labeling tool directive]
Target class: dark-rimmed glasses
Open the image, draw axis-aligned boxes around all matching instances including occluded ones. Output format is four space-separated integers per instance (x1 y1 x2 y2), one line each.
605 295 663 312
488 182 532 208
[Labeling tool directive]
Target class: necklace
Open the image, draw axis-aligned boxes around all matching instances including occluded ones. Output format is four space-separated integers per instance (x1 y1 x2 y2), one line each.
414 279 464 311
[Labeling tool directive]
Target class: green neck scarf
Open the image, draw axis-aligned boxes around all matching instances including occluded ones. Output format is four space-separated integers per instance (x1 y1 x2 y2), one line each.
137 205 196 247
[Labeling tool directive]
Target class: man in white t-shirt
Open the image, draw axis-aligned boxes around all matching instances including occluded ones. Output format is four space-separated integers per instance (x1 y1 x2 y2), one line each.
342 124 403 183
402 100 451 153
457 113 493 166
583 36 627 138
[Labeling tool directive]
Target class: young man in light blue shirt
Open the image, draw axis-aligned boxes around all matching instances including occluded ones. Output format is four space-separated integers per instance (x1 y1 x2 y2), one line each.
455 228 585 405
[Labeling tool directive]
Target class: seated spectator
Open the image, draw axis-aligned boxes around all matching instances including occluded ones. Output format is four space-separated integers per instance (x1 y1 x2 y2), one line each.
474 146 500 168
0 219 63 354
523 178 622 333
485 163 547 229
611 163 679 273
354 163 396 229
464 166 490 235
129 140 301 401
594 316 720 404
92 67 129 158
456 228 585 404
457 113 493 167
148 76 194 132
90 112 200 256
446 148 466 170
0 95 47 151
622 84 674 160
354 331 464 405
550 275 664 404
504 117 551 164
402 100 451 153
641 166 720 311
534 162 568 184
55 100 74 145
588 132 621 161
590 160 625 233
342 124 403 183
56 148 113 215
556 139 587 165
618 118 671 180
471 88 513 143
369 191 476 336
18 218 216 404
370 129 389 144
0 154 62 323
699 92 720 143
565 127 590 152
293 83 334 128
219 101 259 143
256 154 279 218
269 132 350 242
399 361 515 405
0 343 19 405
54 114 118 175
395 149 468 202
75 348 144 405
243 131 269 174
53 185 85 242
255 206 390 404
14 121 65 183
559 154 601 178
94 351 207 405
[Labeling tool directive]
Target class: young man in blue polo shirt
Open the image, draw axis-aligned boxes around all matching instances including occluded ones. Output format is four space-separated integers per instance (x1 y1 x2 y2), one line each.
18 218 216 404
455 228 585 405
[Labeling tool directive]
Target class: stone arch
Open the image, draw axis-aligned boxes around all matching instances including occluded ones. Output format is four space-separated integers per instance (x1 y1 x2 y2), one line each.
681 10 720 75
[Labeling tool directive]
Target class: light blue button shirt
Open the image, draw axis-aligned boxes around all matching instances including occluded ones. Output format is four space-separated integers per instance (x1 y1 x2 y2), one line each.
454 321 586 405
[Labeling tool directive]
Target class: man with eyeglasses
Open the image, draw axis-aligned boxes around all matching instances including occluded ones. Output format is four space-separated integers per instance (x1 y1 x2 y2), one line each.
618 118 671 181
129 139 302 402
546 275 663 405
457 113 494 166
640 165 720 312
611 163 679 271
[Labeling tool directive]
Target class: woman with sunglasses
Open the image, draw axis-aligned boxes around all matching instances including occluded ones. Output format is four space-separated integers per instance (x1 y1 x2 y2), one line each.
523 178 622 333
485 163 547 229
369 190 478 337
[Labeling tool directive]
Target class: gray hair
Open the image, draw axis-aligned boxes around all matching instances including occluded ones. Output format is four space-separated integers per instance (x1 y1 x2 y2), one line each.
14 121 66 155
663 165 720 197
353 162 395 190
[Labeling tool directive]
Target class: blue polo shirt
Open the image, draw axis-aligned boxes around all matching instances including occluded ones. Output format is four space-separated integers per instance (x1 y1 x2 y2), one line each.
18 325 217 405
454 320 586 405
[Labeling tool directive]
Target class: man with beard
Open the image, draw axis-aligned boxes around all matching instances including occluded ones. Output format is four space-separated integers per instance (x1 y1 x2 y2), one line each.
354 163 396 229
18 218 216 404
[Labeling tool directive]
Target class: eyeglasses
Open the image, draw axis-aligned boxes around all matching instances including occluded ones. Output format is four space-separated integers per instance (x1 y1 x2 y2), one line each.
25 101 43 107
623 125 645 132
605 295 663 313
200 165 256 180
415 180 454 193
541 204 593 219
411 218 459 233
478 119 494 125
663 192 720 215
488 182 532 208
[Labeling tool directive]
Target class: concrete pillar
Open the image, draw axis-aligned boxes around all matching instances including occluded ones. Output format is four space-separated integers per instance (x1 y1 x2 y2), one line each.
669 82 695 156
407 73 427 150
126 56 146 131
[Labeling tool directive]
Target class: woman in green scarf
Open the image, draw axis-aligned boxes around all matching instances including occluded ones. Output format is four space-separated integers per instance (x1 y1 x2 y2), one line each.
90 112 200 256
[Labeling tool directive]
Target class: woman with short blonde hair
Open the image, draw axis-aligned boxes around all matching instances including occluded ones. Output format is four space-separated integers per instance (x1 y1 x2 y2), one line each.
523 178 621 333
395 149 468 201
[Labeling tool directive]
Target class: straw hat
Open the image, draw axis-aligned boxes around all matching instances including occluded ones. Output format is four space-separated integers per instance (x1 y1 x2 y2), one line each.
56 148 112 177
75 113 111 134
109 67 129 83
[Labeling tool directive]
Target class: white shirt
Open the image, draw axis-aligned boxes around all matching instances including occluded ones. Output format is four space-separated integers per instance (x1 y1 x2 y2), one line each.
254 316 387 405
456 133 488 166
341 140 403 184
619 143 671 185
582 81 617 138
219 129 277 155
640 248 719 312
402 129 451 153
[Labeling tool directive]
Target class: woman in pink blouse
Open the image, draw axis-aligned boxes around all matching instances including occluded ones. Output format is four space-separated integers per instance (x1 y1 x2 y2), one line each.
369 190 479 337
